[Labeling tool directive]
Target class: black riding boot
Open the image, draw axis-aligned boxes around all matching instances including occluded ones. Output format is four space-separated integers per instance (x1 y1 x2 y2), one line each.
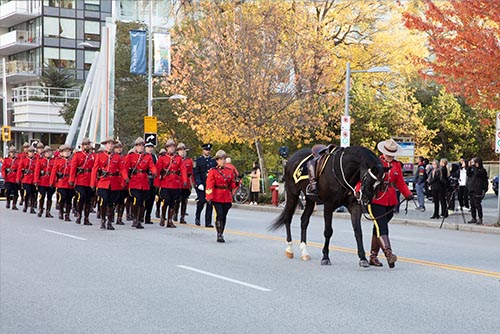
166 208 176 228
64 203 72 221
46 199 54 218
58 202 64 220
75 201 84 224
215 220 225 243
136 206 145 229
12 195 18 210
37 197 45 217
173 201 180 222
6 197 11 209
126 200 133 221
180 199 187 224
106 206 115 230
100 206 107 229
29 196 36 214
83 202 92 225
379 235 397 268
23 194 29 212
116 204 125 225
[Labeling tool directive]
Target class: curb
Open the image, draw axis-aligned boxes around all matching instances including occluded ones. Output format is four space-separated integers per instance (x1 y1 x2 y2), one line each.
228 203 500 235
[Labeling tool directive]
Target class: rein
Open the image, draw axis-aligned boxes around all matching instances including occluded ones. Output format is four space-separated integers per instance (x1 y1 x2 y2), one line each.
362 197 418 221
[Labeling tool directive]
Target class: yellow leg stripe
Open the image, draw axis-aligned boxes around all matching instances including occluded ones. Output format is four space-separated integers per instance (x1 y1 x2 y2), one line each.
367 204 381 238
77 192 81 204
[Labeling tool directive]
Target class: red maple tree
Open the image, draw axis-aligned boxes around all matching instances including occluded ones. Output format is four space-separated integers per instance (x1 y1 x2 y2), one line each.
403 0 500 110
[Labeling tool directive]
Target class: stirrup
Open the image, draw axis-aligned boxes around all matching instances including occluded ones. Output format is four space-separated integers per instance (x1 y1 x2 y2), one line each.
305 184 318 196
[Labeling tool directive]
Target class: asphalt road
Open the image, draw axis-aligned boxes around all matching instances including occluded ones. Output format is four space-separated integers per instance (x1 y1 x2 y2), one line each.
1 203 499 334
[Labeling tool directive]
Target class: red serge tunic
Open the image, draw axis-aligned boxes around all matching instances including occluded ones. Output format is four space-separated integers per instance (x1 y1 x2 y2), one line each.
123 152 157 190
91 151 128 190
156 153 188 189
50 156 73 189
181 157 194 189
371 156 412 207
205 166 237 203
16 156 37 184
69 151 95 186
2 157 20 183
34 157 55 187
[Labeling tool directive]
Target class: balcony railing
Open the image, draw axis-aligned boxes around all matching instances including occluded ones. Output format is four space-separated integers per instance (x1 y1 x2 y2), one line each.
0 1 42 27
13 86 80 105
0 60 39 77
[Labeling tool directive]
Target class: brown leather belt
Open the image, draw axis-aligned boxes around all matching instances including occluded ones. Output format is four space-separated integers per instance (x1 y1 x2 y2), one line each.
214 185 230 190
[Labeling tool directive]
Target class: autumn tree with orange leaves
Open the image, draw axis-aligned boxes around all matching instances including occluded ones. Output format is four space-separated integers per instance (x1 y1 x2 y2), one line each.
403 0 500 110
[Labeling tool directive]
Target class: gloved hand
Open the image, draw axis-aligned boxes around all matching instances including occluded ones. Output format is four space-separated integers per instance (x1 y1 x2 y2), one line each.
405 193 414 201
34 183 39 187
69 181 74 187
182 182 188 188
124 178 130 184
91 186 96 192
197 184 204 191
207 200 212 206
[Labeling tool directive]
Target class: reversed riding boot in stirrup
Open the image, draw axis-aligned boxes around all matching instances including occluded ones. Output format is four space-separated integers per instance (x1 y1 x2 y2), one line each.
166 208 176 228
106 207 115 230
369 235 383 267
306 160 318 196
215 220 225 242
379 235 397 268
46 200 54 218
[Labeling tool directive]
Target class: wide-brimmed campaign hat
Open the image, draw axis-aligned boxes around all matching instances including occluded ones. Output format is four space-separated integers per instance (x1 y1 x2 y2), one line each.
114 140 123 148
177 143 189 151
82 137 92 145
9 146 17 153
36 142 44 149
214 150 226 160
22 142 30 148
59 144 72 152
377 138 403 156
101 137 116 145
165 139 176 147
42 146 53 153
134 137 145 145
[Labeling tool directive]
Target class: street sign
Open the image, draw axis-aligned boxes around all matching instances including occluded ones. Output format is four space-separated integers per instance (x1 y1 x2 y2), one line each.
340 116 350 147
144 133 157 146
1 126 11 141
144 116 158 133
496 112 500 154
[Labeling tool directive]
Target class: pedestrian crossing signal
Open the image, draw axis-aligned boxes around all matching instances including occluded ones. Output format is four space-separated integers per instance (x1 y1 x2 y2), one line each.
1 126 11 141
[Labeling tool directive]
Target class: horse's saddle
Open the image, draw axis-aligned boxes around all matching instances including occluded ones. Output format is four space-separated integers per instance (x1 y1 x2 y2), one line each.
292 144 337 184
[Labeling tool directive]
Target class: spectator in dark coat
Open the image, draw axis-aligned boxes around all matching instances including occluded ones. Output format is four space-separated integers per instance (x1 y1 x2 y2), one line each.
428 159 448 219
466 157 489 225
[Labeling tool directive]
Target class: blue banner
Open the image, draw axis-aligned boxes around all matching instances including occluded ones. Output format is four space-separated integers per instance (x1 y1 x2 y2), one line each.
130 30 146 75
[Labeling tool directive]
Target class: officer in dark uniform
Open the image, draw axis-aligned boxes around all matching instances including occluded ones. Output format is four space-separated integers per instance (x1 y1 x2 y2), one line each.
193 143 217 227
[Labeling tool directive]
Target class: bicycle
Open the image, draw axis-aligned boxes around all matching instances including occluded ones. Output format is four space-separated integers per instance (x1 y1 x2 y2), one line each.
233 182 249 204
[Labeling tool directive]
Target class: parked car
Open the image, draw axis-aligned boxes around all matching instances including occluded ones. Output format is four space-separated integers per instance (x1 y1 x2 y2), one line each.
492 175 498 196
0 161 5 197
403 170 416 195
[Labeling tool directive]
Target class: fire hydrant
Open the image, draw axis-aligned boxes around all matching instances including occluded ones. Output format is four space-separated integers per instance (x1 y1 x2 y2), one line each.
270 181 280 207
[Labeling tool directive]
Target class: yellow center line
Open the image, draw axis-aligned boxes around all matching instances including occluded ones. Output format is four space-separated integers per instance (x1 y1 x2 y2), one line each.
172 222 500 279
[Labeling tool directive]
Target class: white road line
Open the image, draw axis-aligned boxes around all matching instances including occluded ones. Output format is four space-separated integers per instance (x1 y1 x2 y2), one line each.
42 229 87 241
176 265 271 292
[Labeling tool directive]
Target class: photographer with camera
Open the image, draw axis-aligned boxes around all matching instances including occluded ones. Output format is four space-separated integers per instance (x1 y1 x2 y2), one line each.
466 157 489 225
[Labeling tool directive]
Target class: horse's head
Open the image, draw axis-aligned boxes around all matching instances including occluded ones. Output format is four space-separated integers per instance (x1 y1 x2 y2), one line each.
359 163 385 206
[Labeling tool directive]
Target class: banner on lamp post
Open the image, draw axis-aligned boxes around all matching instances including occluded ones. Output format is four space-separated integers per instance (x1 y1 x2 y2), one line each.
153 32 171 76
129 30 147 75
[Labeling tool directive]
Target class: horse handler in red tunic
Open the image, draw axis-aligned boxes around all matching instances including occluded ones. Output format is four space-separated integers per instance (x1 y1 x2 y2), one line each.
366 138 413 268
205 150 237 243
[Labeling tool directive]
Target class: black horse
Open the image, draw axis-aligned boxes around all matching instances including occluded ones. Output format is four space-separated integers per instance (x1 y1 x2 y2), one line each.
270 146 384 267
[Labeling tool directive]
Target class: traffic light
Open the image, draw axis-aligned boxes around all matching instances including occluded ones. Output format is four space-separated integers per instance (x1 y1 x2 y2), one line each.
1 126 11 141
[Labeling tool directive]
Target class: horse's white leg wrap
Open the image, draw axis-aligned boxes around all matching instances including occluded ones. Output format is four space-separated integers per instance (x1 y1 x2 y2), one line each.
285 241 294 259
300 242 311 261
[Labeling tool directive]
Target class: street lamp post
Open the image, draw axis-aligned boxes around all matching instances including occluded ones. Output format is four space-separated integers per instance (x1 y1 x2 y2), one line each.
341 62 391 147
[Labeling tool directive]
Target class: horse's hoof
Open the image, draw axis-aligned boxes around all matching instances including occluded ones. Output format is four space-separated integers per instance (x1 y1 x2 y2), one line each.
359 259 370 268
321 259 331 266
301 255 311 261
285 251 294 259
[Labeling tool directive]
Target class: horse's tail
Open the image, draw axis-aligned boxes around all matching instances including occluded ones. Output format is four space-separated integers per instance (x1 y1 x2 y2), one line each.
269 182 299 231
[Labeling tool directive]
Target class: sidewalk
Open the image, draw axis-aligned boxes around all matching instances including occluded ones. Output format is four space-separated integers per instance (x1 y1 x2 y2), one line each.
229 196 500 235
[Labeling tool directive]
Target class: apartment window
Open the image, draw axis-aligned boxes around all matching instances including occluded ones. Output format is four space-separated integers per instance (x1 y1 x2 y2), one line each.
44 47 75 69
60 18 75 39
84 0 100 11
44 0 60 7
44 17 60 38
84 50 96 70
44 0 75 9
84 21 100 42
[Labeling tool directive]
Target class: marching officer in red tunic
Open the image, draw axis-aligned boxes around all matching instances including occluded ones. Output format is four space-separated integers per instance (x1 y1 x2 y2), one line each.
50 145 75 221
366 138 413 268
112 140 128 226
174 142 194 224
17 142 30 207
156 139 188 228
144 142 158 225
69 138 95 225
17 146 38 214
2 146 20 210
123 137 157 229
34 146 56 218
91 137 128 230
205 150 237 243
